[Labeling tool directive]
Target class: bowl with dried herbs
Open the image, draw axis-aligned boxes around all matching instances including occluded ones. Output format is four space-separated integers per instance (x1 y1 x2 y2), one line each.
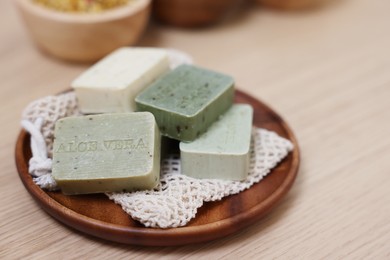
15 0 151 62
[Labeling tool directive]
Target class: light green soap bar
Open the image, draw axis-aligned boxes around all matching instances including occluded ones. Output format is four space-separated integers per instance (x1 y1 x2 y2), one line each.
180 104 253 181
71 47 169 113
52 112 161 195
135 64 234 142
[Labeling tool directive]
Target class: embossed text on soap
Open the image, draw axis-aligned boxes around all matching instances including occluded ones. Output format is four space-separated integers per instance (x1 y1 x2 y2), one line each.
55 138 147 153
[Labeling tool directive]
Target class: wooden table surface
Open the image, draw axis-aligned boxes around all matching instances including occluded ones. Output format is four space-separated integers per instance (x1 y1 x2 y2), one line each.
1 0 389 258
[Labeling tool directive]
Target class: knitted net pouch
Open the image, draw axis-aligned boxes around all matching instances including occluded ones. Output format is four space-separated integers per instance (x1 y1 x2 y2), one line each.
20 50 293 228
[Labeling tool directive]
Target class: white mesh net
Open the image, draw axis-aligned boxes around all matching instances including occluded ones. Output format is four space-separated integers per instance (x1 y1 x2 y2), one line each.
108 128 293 228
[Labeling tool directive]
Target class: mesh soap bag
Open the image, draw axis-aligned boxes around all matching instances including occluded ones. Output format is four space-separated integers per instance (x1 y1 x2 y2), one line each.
21 50 294 228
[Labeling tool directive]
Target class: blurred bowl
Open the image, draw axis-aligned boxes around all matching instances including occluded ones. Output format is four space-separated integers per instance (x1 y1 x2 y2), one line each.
153 0 242 28
15 0 151 62
257 0 325 10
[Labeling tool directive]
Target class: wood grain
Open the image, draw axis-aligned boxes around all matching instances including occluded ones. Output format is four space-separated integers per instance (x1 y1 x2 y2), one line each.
256 0 326 10
1 0 390 257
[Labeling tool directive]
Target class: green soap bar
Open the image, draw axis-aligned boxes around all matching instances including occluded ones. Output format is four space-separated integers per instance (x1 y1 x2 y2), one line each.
52 113 160 195
180 104 253 181
135 64 234 142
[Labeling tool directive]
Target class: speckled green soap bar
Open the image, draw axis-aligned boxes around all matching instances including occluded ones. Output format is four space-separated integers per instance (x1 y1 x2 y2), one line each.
180 104 253 181
135 64 234 142
52 113 161 195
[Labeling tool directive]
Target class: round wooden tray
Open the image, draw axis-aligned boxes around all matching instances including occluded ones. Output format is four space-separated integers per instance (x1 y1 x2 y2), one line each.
15 90 300 246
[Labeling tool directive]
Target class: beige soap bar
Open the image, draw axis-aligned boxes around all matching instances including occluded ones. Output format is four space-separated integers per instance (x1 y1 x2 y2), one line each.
71 47 169 113
52 112 161 195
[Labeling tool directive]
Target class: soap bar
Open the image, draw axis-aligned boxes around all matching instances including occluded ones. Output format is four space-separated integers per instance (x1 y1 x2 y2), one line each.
71 47 169 113
180 104 253 180
135 64 234 142
52 112 161 195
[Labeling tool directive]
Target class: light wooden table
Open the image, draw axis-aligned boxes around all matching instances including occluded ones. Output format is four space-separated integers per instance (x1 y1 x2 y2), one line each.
1 0 389 258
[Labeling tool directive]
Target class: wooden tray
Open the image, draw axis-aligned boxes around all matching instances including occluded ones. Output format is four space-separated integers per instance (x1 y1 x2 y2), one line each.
15 90 300 246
